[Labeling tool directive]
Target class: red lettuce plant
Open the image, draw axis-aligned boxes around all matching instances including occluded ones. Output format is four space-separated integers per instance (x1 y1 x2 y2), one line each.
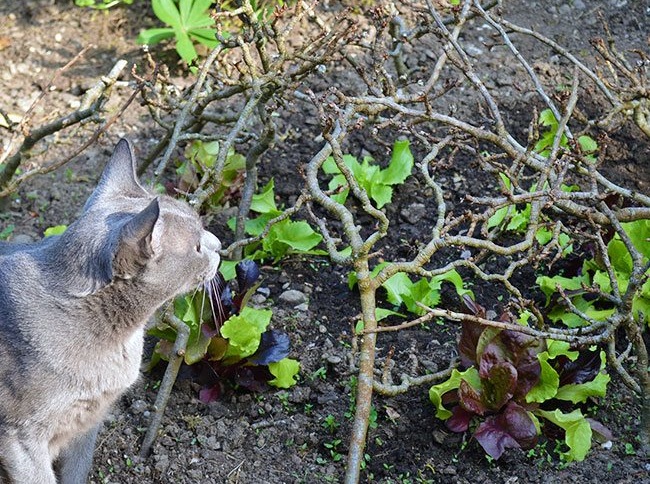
149 260 300 403
430 297 610 462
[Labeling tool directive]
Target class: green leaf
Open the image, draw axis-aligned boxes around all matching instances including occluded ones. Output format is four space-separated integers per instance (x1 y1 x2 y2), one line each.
577 135 598 153
218 260 238 281
375 307 406 321
538 109 558 127
251 179 278 213
429 367 480 420
136 27 176 45
379 139 414 185
621 219 650 259
44 225 67 237
607 238 633 275
174 29 198 63
535 227 552 245
402 277 440 314
268 358 301 388
505 204 530 232
188 0 215 27
537 273 588 304
189 28 219 48
382 272 413 307
536 408 592 462
433 269 472 299
487 206 511 230
184 331 211 364
152 0 182 29
370 184 393 209
272 220 322 252
221 307 273 358
179 0 192 24
526 351 559 403
555 371 610 403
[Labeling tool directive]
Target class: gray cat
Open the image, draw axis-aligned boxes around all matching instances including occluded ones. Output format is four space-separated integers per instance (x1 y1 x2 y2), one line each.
0 139 221 483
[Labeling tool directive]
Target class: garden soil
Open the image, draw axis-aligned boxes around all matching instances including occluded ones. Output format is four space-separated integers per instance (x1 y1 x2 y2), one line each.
0 1 649 483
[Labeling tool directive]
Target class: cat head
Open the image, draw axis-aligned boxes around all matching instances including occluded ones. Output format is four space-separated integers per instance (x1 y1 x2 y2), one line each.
58 139 221 300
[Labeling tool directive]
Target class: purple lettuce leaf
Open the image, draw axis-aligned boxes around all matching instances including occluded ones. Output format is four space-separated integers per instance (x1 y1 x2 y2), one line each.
459 379 487 416
233 260 261 314
199 384 222 403
236 259 261 294
233 365 273 392
480 361 518 412
586 417 613 443
554 348 601 386
447 405 473 432
459 296 487 368
473 401 538 460
498 330 544 398
247 329 291 365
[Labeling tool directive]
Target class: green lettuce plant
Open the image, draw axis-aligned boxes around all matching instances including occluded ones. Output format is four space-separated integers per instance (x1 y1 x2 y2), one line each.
322 139 414 209
149 260 300 401
175 140 245 208
348 263 471 319
227 179 324 262
537 219 650 328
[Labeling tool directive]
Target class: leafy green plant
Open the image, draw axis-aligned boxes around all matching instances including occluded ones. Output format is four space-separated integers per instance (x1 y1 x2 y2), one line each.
429 297 610 462
537 219 650 328
0 224 15 240
227 179 323 262
149 260 300 401
535 109 598 162
137 0 218 65
486 108 600 250
176 140 245 207
322 139 414 209
322 414 340 434
349 263 471 318
486 172 573 256
75 0 134 9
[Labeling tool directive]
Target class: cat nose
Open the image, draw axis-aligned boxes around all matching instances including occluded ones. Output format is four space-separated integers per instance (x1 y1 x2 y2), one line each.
202 231 221 252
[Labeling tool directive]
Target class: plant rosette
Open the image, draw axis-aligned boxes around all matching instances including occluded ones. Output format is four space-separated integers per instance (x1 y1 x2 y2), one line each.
148 260 300 402
429 297 611 462
537 219 650 328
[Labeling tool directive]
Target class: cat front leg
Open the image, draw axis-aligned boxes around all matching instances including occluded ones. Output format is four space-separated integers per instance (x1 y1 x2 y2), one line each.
0 439 57 484
54 424 101 484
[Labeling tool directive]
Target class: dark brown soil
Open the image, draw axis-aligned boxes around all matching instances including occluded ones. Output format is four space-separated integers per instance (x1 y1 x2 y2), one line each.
0 1 649 483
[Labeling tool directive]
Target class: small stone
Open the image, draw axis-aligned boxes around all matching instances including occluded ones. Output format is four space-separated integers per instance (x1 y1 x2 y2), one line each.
323 354 342 365
10 234 34 244
288 386 311 403
294 302 309 312
442 465 457 475
130 399 148 414
250 293 267 305
153 454 170 473
279 289 307 305
257 287 271 297
400 203 426 224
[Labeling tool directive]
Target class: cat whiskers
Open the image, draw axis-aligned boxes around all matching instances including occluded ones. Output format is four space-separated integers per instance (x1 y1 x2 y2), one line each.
204 277 226 332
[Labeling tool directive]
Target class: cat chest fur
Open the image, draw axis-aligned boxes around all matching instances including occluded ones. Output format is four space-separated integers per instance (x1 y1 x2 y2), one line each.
45 328 145 457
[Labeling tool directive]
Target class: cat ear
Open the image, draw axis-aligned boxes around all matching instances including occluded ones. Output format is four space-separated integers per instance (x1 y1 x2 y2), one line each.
85 139 147 209
113 198 160 280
